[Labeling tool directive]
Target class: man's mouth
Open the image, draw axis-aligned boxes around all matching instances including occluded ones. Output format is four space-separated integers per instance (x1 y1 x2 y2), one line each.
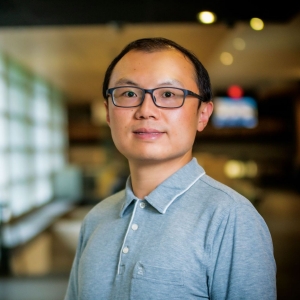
133 128 163 134
132 128 165 138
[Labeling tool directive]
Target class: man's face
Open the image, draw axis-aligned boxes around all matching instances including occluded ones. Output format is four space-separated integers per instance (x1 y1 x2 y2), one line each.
105 49 213 166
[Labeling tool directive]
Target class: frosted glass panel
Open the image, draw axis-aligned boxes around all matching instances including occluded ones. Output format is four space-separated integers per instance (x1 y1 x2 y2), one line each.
10 182 32 217
0 185 11 222
53 128 66 149
0 184 8 200
0 78 7 112
10 152 31 181
8 63 27 83
8 85 27 116
34 177 52 205
0 152 9 185
10 119 29 148
1 54 67 221
53 152 65 171
52 99 65 125
0 117 8 148
34 152 52 176
33 125 51 149
32 94 51 123
33 79 48 94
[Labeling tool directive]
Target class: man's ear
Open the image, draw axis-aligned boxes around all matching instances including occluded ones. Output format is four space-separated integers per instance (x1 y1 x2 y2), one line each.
197 101 213 132
104 101 110 126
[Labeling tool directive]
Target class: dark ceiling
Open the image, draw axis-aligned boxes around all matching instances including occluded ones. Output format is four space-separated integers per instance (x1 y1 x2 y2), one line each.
0 0 299 27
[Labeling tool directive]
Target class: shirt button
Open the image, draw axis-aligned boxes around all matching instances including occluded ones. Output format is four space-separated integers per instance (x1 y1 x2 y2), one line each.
139 202 146 208
122 247 129 254
132 224 138 231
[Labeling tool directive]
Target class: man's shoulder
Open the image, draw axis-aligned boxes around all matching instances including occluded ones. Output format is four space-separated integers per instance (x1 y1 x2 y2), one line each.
191 174 265 231
196 174 253 208
96 189 126 208
82 189 126 224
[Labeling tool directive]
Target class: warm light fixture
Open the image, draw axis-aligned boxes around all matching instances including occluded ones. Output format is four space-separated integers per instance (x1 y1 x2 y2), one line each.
220 52 233 65
224 160 258 179
224 160 246 178
233 38 246 50
197 11 217 24
250 18 264 31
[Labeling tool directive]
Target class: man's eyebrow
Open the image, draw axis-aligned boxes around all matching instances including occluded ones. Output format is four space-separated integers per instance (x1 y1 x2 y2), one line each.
114 78 184 87
114 78 138 86
157 79 183 87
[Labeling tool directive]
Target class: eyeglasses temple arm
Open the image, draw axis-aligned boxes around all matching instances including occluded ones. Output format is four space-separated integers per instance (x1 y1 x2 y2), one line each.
187 90 204 101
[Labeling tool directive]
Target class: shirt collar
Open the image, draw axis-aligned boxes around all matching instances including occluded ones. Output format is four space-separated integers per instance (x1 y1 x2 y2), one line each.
120 158 205 217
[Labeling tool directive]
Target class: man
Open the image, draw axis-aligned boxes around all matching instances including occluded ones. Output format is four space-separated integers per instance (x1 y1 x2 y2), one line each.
65 37 276 299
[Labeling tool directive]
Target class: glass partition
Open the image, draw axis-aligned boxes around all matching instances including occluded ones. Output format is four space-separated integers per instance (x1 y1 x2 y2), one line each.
0 51 67 222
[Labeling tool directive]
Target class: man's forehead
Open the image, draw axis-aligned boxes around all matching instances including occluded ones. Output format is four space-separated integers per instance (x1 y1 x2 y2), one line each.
114 77 184 87
121 48 186 60
113 48 195 74
108 48 198 90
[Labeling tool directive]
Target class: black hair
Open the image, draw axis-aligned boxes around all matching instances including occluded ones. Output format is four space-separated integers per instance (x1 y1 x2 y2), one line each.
102 37 212 102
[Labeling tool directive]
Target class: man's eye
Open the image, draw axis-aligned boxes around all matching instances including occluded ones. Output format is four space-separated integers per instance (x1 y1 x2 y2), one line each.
162 91 174 98
124 91 136 97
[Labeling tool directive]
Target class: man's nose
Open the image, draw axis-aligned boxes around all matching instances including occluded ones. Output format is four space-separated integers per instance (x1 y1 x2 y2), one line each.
134 92 159 119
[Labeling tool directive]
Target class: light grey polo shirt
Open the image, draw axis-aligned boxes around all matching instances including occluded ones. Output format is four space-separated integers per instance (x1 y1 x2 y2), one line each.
64 158 276 300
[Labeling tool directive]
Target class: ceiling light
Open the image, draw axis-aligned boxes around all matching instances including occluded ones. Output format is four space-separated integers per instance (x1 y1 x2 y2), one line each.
220 52 233 65
233 38 246 50
224 160 246 178
197 11 217 24
224 160 258 178
250 18 264 31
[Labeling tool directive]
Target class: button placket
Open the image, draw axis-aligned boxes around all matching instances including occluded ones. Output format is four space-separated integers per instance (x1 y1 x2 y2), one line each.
118 199 146 275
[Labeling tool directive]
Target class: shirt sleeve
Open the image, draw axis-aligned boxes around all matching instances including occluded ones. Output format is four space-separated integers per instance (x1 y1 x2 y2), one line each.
208 203 276 300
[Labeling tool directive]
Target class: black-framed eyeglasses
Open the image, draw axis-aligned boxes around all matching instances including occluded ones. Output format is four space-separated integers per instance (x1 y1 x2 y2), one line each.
106 86 204 108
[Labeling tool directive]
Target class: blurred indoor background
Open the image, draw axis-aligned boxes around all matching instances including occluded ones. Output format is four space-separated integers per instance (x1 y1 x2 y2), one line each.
0 1 300 299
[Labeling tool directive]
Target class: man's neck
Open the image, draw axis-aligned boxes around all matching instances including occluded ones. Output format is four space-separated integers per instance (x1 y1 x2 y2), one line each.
128 155 193 199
